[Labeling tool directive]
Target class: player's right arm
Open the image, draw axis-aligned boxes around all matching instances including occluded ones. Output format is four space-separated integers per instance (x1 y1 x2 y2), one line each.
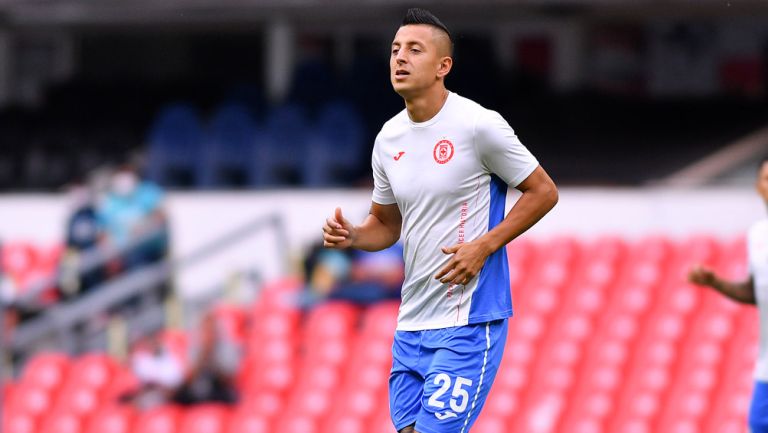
323 203 402 252
688 265 756 305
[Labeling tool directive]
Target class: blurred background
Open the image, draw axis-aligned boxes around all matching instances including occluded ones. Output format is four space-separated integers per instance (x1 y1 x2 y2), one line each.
1 0 768 432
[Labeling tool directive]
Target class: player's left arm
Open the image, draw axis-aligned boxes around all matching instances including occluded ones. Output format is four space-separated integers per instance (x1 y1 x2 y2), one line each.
436 166 557 285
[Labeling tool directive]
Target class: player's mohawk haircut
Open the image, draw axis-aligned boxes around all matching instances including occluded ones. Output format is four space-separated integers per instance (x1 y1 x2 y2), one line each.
401 8 452 44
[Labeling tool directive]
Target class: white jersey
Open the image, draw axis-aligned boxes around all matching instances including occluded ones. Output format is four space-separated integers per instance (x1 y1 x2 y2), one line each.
748 218 768 381
371 92 539 331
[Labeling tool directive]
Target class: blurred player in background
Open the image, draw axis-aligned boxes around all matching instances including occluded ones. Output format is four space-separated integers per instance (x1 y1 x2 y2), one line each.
688 157 768 433
322 8 557 433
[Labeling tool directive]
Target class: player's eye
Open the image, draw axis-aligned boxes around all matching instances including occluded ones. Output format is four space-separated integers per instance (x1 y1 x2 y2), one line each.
410 48 421 54
392 48 399 55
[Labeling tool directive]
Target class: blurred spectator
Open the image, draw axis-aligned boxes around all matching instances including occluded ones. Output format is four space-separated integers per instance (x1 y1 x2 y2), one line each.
59 180 105 298
123 333 185 410
301 242 403 306
98 164 169 275
331 244 404 304
302 243 353 304
173 312 240 405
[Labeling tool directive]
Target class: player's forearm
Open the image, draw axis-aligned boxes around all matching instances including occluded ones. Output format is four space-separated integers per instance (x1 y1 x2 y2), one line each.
709 277 756 305
351 214 401 252
479 182 558 254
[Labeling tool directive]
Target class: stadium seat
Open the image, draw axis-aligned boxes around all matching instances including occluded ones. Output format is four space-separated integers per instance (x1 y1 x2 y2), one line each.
64 353 116 391
1 241 37 277
20 352 70 392
303 101 365 186
273 415 318 433
85 406 136 433
319 413 366 433
225 410 272 433
254 104 309 186
241 359 296 394
471 414 508 433
9 383 53 417
303 301 360 340
39 411 81 433
238 390 285 418
360 300 400 339
179 405 230 433
210 303 248 345
146 103 204 187
199 104 260 188
134 406 181 433
53 383 102 417
3 412 37 433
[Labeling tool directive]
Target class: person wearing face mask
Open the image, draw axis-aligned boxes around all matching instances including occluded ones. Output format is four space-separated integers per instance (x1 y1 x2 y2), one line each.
98 164 169 275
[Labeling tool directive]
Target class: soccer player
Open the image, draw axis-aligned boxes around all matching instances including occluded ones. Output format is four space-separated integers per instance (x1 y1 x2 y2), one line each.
688 157 768 433
322 8 558 433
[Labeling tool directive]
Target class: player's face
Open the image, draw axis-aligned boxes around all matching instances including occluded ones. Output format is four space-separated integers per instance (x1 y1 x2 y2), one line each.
390 25 448 98
757 161 768 203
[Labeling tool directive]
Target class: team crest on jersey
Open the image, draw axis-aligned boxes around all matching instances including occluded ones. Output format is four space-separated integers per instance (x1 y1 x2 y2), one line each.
433 139 454 164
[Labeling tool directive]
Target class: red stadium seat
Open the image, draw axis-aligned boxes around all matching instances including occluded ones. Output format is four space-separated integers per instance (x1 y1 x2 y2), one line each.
65 354 117 391
286 386 333 418
3 412 37 433
86 406 136 433
134 406 181 433
241 359 296 395
53 384 102 417
9 384 53 417
327 387 377 418
360 300 399 339
471 414 508 433
295 362 342 392
211 304 248 344
20 353 70 392
1 242 37 277
225 410 272 433
273 415 318 433
238 390 285 418
319 414 366 433
250 310 300 339
303 301 360 340
39 412 81 433
102 366 141 401
179 405 230 433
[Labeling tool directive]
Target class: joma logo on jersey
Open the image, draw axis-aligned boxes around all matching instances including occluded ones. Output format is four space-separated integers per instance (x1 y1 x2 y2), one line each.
433 139 454 164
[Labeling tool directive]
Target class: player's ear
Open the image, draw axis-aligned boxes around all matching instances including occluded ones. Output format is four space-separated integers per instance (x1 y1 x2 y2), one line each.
437 56 452 78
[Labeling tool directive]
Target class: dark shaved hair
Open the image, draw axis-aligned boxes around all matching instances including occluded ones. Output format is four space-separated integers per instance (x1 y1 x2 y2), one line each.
401 8 453 55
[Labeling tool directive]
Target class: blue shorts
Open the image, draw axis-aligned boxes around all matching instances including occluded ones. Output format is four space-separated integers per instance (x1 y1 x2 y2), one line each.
750 380 768 432
389 319 507 433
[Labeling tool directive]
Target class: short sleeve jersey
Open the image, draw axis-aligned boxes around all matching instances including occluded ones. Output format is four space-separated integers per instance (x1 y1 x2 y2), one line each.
372 92 539 331
748 218 768 380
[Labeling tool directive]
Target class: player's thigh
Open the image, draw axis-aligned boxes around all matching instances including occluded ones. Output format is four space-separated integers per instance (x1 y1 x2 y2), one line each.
749 381 768 433
416 319 507 433
389 330 425 431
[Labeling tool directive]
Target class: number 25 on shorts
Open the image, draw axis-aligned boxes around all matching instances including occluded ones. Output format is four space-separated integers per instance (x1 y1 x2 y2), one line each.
427 373 474 419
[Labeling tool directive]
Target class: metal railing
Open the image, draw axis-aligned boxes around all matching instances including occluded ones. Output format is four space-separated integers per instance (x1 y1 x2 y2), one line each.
2 211 290 365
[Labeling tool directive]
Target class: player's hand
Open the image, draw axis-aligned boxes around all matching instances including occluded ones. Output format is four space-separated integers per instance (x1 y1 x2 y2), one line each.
323 207 356 249
434 241 492 285
688 264 717 287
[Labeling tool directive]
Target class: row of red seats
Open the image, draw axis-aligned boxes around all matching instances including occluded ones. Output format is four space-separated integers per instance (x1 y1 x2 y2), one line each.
1 241 63 290
4 235 757 433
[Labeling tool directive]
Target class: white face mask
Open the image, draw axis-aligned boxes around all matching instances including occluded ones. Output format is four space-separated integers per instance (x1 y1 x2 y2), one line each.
112 172 138 196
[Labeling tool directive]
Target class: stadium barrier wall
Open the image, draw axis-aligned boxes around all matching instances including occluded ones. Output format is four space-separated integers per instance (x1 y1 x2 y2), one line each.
0 187 763 298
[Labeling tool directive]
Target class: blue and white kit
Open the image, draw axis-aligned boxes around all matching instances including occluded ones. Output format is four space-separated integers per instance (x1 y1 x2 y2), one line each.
371 92 539 432
748 219 768 433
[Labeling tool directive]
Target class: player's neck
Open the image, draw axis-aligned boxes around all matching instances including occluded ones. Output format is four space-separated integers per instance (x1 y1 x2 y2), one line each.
404 86 449 123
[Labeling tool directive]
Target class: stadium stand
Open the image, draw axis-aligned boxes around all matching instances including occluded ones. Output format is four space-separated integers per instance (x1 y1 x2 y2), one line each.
2 235 757 433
